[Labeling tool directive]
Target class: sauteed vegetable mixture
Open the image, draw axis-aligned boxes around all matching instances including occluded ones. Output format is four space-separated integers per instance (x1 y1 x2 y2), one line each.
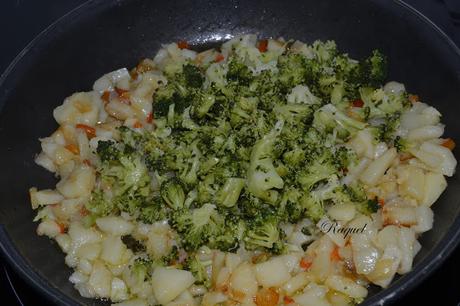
30 35 456 305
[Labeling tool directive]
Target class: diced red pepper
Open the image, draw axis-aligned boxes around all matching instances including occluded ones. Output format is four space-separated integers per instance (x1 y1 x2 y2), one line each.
442 138 456 151
283 296 294 304
215 53 225 62
146 112 154 124
133 121 143 129
258 39 268 53
408 94 419 104
64 144 79 155
115 87 131 104
300 258 312 270
57 222 67 234
352 99 364 108
177 40 189 49
101 91 110 103
76 124 96 139
330 245 341 261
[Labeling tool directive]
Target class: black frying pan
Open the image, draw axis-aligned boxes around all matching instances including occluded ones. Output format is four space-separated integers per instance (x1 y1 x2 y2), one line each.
1 0 460 305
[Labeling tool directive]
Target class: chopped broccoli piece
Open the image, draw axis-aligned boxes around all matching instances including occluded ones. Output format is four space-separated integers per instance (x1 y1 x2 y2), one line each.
160 178 186 210
184 254 211 288
182 64 204 88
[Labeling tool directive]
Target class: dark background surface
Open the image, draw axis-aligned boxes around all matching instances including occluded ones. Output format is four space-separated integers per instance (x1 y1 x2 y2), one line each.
0 0 459 305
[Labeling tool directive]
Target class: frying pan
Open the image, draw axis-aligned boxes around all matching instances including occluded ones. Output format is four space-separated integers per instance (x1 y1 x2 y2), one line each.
0 0 459 305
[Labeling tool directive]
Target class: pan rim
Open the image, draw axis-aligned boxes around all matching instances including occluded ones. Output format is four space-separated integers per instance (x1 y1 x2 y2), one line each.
0 0 459 305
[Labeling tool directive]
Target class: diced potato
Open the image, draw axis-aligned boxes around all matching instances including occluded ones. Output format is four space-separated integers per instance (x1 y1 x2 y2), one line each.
112 299 148 306
201 291 228 306
101 236 127 265
412 142 456 176
166 290 197 306
310 236 334 281
397 227 416 274
349 217 379 275
37 220 61 238
412 206 434 233
325 275 367 299
366 246 401 288
211 251 226 286
151 267 195 304
30 188 64 209
215 267 231 289
56 165 95 198
397 165 425 201
69 271 88 285
348 129 374 159
77 259 93 275
68 222 103 247
89 261 112 298
293 283 331 306
77 130 91 160
283 272 312 295
255 256 291 287
407 125 444 141
225 253 242 273
326 291 352 306
76 242 102 261
55 234 72 253
58 160 76 179
54 146 75 166
383 205 417 227
229 263 258 301
111 277 129 302
106 99 135 120
359 148 397 186
35 152 57 172
421 172 447 206
145 224 172 258
54 92 99 126
96 216 134 236
280 253 302 274
327 203 356 222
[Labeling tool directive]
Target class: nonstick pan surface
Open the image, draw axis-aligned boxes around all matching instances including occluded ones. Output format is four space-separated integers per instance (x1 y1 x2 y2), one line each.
1 0 460 305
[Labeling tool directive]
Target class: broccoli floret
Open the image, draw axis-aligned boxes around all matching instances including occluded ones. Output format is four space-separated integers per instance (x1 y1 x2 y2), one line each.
85 190 114 217
227 59 254 85
375 112 401 143
313 104 367 139
96 140 121 162
190 92 216 119
363 50 387 87
128 257 154 288
184 254 211 288
138 199 169 224
277 53 308 89
182 64 204 88
209 216 245 252
170 204 223 251
297 152 337 190
279 187 304 223
300 193 326 223
247 122 285 203
244 215 285 254
216 177 245 207
161 246 180 266
160 178 186 210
